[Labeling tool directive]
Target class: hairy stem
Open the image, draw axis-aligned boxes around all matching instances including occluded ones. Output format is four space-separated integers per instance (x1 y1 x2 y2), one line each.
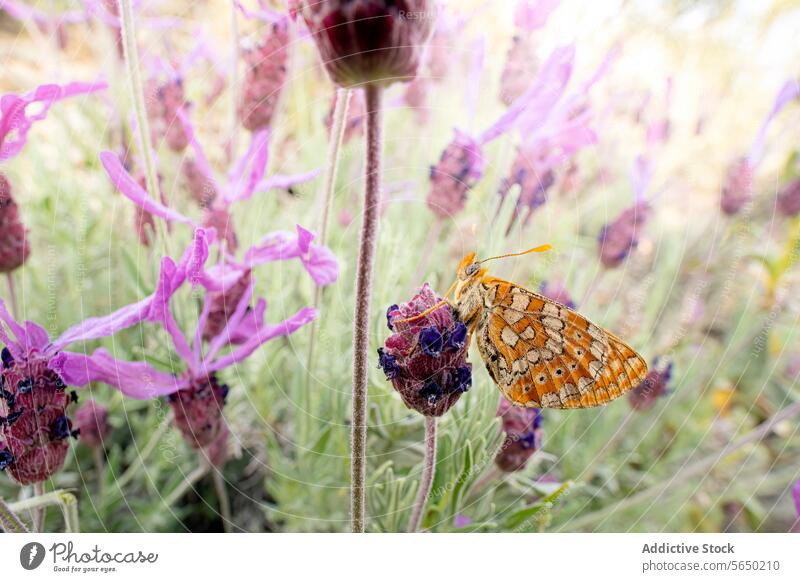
408 416 438 532
567 400 800 531
0 498 28 533
304 88 352 433
351 84 383 533
6 273 18 320
211 468 233 533
11 490 79 533
117 0 171 257
32 482 46 532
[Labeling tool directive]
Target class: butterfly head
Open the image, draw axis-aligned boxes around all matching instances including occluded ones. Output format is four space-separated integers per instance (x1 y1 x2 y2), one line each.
457 252 486 281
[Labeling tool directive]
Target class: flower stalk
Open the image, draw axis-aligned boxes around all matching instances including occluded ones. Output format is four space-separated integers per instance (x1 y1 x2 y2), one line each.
408 416 437 532
351 84 383 533
0 497 28 533
116 0 171 257
304 88 351 427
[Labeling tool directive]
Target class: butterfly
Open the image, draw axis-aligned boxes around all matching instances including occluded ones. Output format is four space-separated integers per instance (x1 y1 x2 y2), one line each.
408 245 649 408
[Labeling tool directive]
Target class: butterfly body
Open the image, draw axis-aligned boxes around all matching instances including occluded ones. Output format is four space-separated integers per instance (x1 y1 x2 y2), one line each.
452 252 648 408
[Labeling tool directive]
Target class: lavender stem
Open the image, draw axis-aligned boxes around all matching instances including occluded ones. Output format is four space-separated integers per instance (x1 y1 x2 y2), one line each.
0 498 28 533
6 273 18 320
351 84 383 533
408 416 438 532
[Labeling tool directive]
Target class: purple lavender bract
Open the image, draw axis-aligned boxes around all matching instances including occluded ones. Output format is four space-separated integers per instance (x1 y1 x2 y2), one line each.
378 284 471 417
628 360 672 410
598 201 650 268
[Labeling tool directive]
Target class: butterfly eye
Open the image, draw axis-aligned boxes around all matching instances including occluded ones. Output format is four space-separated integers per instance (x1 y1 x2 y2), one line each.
465 263 479 276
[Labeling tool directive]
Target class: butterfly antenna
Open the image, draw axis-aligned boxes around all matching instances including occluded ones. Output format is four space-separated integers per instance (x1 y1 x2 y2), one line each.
479 244 552 264
394 280 458 324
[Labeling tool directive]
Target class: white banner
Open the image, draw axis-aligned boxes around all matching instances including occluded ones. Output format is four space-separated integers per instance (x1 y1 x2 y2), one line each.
1 533 798 581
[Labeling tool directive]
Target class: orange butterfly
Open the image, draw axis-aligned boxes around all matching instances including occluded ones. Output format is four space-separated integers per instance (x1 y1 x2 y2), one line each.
408 245 648 408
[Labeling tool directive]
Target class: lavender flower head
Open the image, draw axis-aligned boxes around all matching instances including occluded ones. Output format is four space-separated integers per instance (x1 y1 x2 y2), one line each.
719 157 753 215
426 131 485 219
777 178 800 217
295 0 436 88
539 280 575 309
378 284 471 417
0 174 30 273
628 359 672 411
74 399 110 448
495 395 543 472
238 18 290 132
144 75 190 152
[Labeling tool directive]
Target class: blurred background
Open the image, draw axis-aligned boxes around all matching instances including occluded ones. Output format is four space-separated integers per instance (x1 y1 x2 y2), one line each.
0 0 799 532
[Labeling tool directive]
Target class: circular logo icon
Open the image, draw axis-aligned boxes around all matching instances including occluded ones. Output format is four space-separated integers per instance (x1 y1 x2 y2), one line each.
20 542 46 570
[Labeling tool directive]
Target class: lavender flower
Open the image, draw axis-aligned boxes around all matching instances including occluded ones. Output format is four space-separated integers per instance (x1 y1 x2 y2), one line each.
378 284 471 417
182 158 218 208
777 178 800 217
539 280 575 309
78 230 318 449
628 359 672 411
0 174 29 273
0 269 175 484
295 0 436 88
74 399 110 449
238 18 290 132
143 75 190 152
495 395 543 472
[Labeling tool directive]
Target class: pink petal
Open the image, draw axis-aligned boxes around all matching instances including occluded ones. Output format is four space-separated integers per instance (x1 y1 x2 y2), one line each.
242 227 339 286
99 151 195 225
296 224 314 253
749 79 800 163
227 129 271 203
208 307 317 373
513 0 560 31
204 279 255 363
302 244 339 286
255 168 321 192
228 298 267 344
176 108 222 195
0 80 107 161
56 349 183 399
52 299 150 351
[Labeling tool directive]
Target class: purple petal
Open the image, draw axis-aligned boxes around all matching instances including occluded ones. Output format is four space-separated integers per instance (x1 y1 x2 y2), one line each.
243 227 339 286
52 298 150 351
255 168 321 192
631 155 653 201
749 79 800 163
243 230 303 265
208 307 317 373
226 129 270 203
514 0 560 31
228 298 267 344
99 151 195 225
503 44 576 140
164 310 195 373
793 480 800 518
176 108 222 195
1 81 107 161
296 224 314 253
56 349 183 399
205 279 255 363
302 243 339 286
0 298 28 356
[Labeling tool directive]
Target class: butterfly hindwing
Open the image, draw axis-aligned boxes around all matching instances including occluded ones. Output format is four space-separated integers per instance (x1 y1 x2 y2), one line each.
474 277 648 408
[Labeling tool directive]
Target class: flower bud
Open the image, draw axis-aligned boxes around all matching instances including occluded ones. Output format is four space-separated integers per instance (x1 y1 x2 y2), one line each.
168 373 229 448
498 145 555 232
297 0 435 88
74 399 110 448
777 178 800 217
597 201 650 268
203 270 252 341
378 284 471 417
495 396 542 472
0 174 31 273
144 77 190 152
628 359 672 410
427 132 484 219
720 157 753 215
202 205 238 252
238 20 290 132
182 158 218 208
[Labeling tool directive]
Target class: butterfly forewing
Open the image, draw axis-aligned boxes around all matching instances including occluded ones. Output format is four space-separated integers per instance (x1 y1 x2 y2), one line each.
473 277 648 408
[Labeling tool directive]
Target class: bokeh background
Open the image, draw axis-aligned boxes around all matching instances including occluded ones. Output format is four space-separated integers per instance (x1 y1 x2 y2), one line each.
0 0 799 532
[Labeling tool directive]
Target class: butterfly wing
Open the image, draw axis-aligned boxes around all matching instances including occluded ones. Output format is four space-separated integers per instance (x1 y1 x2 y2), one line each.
475 277 648 408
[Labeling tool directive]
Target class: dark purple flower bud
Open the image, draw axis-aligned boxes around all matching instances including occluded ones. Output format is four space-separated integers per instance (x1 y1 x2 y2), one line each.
296 0 436 88
203 205 238 253
777 178 800 217
0 349 74 484
144 76 190 152
1 347 13 368
598 201 650 268
418 326 444 356
168 373 229 448
0 447 12 471
446 322 468 351
74 399 110 448
427 132 484 219
378 284 472 417
540 281 576 309
0 173 31 274
386 304 399 330
495 396 543 472
238 20 290 132
628 359 672 411
499 146 555 233
720 157 753 215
